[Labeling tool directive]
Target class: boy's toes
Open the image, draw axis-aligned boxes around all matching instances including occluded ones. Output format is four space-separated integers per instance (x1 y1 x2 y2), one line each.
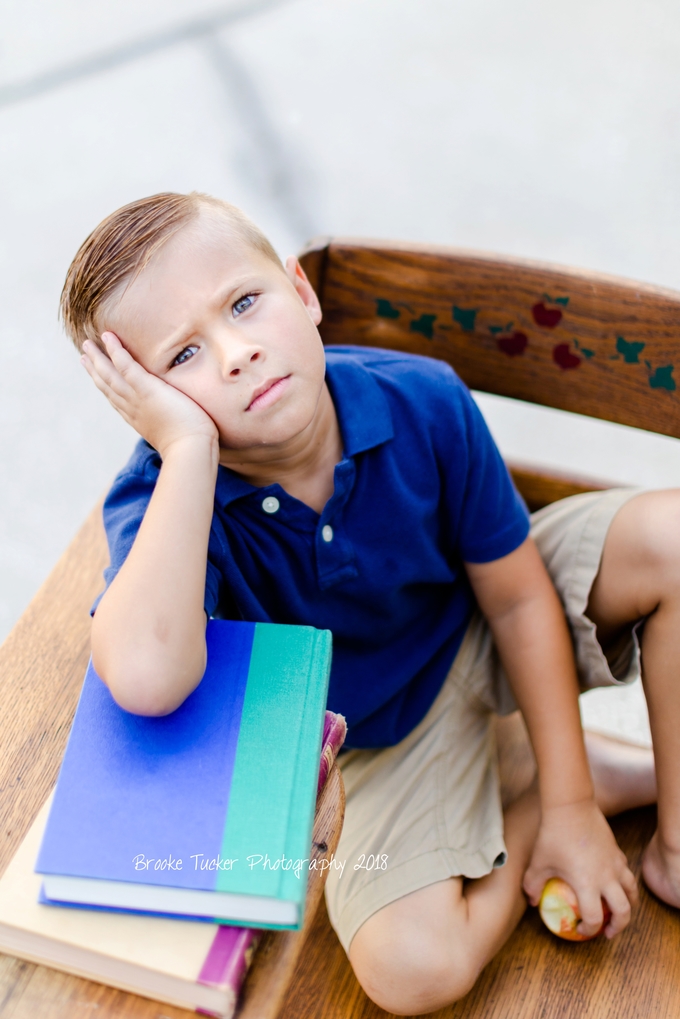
641 832 680 908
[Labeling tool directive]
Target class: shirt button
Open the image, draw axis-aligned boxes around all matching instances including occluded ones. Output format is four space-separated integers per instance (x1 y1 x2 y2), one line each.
262 496 280 514
322 525 334 543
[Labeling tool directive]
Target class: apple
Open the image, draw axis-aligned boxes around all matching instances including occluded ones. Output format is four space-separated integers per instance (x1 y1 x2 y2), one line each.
496 331 528 357
552 343 581 370
532 302 563 328
538 878 612 941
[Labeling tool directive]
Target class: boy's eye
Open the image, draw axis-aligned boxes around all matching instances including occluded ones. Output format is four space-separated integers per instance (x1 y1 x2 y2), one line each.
171 345 199 368
233 294 256 317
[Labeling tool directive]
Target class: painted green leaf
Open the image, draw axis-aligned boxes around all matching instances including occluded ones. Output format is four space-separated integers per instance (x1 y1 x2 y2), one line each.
410 314 437 339
554 296 570 306
376 299 400 319
616 336 646 363
649 365 676 391
452 306 477 331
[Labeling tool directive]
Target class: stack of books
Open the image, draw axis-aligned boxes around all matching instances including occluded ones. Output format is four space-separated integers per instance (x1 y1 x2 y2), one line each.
0 620 344 1018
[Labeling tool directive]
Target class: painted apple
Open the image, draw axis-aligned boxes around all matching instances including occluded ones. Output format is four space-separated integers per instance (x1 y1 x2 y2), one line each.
532 302 563 328
497 331 528 357
552 343 581 370
539 878 612 941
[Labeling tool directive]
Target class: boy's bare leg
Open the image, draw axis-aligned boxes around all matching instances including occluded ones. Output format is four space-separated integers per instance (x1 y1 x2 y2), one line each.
496 712 656 816
586 489 680 907
348 786 540 1016
582 731 656 817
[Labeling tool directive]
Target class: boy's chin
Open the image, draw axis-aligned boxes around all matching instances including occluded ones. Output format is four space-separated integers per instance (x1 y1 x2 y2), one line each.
217 420 311 460
215 388 323 459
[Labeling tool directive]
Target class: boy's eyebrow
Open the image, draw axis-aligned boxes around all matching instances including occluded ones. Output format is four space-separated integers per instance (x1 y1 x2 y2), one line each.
153 274 260 361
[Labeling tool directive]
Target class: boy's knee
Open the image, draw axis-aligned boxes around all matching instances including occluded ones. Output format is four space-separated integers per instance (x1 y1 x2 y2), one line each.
348 915 478 1014
620 491 680 570
651 493 680 572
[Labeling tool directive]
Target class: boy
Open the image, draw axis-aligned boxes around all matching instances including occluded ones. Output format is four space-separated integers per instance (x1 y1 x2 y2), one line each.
62 192 676 1014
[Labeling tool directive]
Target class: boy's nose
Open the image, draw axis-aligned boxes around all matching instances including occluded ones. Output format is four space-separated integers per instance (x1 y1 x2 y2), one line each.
225 350 260 378
216 338 263 379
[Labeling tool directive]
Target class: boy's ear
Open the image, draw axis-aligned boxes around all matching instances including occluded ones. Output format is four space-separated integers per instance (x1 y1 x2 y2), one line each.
285 256 322 326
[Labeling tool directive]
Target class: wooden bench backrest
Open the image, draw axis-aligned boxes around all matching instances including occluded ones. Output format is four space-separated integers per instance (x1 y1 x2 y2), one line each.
299 238 680 440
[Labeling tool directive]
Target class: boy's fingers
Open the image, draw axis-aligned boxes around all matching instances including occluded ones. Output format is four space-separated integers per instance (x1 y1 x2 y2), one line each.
620 865 639 906
82 354 126 406
101 331 146 381
82 340 117 378
82 347 131 400
574 888 604 938
101 330 124 357
82 350 138 412
602 882 633 938
82 355 115 398
521 869 545 906
84 337 143 392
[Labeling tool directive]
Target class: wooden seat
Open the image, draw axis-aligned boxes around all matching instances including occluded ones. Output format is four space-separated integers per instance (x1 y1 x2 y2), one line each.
2 237 679 1018
284 237 680 1017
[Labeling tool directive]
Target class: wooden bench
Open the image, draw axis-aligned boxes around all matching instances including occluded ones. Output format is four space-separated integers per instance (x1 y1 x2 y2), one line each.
276 238 680 1018
2 236 680 1018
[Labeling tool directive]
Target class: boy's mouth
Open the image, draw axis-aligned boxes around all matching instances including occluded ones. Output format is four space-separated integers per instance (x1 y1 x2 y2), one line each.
246 375 291 412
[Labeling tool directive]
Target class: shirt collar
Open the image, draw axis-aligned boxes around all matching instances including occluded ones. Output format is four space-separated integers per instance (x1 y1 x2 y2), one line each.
215 348 394 506
324 349 394 457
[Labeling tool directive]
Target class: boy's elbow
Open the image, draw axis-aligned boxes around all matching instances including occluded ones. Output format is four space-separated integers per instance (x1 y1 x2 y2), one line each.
110 682 189 717
93 656 204 717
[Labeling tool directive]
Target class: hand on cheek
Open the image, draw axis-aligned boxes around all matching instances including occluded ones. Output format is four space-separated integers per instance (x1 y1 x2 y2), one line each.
81 332 219 459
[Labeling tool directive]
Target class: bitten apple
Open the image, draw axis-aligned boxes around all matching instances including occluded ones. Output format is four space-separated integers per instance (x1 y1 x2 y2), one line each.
538 878 612 941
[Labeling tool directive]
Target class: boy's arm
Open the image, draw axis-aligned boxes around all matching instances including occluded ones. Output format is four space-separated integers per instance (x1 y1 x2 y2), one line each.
465 536 638 938
83 333 220 716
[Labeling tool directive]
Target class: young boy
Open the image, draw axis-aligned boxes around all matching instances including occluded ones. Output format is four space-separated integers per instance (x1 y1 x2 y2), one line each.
62 192 677 1014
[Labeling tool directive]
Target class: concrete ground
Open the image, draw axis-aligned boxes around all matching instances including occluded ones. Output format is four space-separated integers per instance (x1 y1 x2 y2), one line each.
3 0 678 741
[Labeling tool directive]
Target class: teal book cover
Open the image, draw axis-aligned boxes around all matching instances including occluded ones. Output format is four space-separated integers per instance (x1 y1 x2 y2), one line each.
36 620 332 929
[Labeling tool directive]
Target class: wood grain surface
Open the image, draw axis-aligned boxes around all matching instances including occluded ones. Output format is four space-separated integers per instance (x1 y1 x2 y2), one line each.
0 503 108 878
0 506 345 1019
300 238 680 440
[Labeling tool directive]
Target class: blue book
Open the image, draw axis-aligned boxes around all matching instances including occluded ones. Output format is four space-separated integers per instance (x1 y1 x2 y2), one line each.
35 620 332 930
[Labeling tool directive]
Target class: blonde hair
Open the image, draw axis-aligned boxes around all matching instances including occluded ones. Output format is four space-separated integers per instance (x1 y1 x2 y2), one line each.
60 192 283 351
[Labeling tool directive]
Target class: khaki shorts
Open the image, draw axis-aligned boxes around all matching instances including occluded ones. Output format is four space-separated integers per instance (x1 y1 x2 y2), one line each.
325 488 645 953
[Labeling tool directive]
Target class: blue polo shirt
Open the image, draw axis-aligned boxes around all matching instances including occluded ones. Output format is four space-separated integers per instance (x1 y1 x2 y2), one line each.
97 347 529 748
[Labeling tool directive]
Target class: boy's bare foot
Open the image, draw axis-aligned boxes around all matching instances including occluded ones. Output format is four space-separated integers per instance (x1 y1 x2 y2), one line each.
642 832 680 909
584 730 656 817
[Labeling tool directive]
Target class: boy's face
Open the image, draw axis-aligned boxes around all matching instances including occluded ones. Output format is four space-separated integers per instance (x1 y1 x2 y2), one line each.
101 209 326 456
